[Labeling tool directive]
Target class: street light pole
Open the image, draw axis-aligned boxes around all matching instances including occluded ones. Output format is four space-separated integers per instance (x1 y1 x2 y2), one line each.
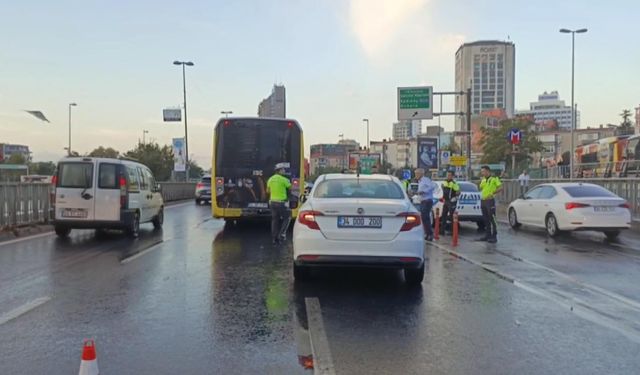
221 111 232 118
362 118 369 153
560 28 587 179
142 130 149 145
174 60 194 181
68 103 77 156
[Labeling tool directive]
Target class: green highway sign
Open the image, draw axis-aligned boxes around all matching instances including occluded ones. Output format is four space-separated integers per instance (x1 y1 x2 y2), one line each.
398 86 433 120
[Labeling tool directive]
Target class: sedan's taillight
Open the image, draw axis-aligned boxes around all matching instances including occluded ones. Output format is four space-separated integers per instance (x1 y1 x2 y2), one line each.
565 202 590 210
397 212 422 231
619 202 631 209
298 210 323 230
196 182 204 190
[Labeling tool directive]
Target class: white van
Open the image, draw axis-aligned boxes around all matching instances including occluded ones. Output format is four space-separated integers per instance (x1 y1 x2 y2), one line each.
52 157 164 238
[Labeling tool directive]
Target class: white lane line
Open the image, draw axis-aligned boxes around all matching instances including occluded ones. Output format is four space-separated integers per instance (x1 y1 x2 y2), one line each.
0 231 54 247
0 296 51 326
120 240 166 264
305 297 336 375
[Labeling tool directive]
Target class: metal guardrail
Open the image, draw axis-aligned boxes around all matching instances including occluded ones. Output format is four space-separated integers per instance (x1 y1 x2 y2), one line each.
0 182 196 229
497 178 640 220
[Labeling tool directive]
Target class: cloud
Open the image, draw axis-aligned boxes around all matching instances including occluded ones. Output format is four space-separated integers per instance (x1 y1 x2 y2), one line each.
349 0 429 57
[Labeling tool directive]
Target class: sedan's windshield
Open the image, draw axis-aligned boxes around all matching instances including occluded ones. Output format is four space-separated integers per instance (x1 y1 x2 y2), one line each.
314 179 404 199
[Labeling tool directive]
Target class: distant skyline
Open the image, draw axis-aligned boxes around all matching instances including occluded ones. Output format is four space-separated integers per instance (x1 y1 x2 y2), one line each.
1 0 638 168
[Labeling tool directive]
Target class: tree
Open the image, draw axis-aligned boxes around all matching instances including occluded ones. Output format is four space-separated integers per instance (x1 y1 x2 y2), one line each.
618 109 635 136
188 160 204 179
480 117 544 172
124 142 174 181
28 161 56 175
88 146 120 158
5 153 26 165
441 139 461 154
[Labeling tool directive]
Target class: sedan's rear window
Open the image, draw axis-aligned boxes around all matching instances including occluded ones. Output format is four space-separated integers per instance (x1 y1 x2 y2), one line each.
314 179 404 199
201 177 211 184
562 185 616 198
58 163 93 188
459 182 479 192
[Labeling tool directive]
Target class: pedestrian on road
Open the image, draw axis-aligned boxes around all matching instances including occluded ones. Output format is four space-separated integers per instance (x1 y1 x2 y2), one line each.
477 165 503 243
440 170 460 236
267 163 292 245
413 168 437 241
518 170 530 197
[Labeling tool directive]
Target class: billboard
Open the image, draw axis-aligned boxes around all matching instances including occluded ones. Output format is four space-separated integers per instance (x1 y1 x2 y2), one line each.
172 138 186 172
417 137 438 170
163 108 182 122
348 152 381 174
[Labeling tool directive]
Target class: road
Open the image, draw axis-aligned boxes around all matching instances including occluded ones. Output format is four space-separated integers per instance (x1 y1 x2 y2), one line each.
1 202 640 374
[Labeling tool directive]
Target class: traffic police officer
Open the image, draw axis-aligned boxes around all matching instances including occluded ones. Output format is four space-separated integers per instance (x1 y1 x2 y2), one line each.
478 165 503 243
267 163 292 245
440 170 460 235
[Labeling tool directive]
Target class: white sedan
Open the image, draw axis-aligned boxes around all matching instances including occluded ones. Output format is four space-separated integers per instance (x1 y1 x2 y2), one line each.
293 174 425 285
508 182 631 239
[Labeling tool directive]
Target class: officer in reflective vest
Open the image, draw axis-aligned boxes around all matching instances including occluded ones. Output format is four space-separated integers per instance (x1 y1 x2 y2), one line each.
440 170 460 235
267 163 292 245
477 165 503 243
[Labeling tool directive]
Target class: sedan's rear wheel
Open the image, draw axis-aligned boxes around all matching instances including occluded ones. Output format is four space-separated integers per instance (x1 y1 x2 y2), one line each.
508 208 521 229
404 264 425 286
605 230 620 241
293 263 311 282
545 213 560 237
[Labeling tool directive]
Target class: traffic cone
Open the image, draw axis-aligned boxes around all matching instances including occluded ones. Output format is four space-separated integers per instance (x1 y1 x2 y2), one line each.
78 339 99 375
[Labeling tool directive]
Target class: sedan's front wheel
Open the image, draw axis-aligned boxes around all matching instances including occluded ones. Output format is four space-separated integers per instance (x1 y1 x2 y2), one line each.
404 264 425 286
508 208 521 229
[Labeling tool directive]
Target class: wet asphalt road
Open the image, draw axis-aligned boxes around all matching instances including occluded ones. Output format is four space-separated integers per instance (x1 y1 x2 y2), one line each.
1 202 640 374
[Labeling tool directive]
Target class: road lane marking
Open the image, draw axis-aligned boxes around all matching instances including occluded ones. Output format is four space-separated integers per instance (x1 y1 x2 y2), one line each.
0 296 51 326
120 240 166 264
305 298 336 375
0 231 54 247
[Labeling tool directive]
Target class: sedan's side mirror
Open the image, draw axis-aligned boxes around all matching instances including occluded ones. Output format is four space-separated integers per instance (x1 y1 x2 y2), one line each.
300 194 308 203
155 183 162 193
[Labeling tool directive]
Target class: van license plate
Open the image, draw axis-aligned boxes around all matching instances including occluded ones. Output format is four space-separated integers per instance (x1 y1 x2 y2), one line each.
62 209 88 218
337 216 382 228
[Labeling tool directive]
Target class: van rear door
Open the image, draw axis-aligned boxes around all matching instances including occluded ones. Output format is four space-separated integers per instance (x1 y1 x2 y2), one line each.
94 162 121 221
55 161 96 221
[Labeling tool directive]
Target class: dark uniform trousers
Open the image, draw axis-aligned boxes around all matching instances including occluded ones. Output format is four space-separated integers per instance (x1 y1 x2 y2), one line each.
270 201 291 241
481 198 498 240
440 201 455 233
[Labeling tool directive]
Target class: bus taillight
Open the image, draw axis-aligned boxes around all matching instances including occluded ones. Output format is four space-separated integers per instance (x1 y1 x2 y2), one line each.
216 177 224 196
292 178 300 191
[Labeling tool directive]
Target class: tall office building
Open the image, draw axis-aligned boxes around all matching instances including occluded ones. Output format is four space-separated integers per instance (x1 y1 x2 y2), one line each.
258 84 286 118
455 40 516 130
516 91 579 130
392 120 421 140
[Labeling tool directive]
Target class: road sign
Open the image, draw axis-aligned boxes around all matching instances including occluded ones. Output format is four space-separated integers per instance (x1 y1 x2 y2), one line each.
398 86 433 120
163 108 181 122
441 150 451 165
449 155 467 167
402 169 412 180
507 128 522 144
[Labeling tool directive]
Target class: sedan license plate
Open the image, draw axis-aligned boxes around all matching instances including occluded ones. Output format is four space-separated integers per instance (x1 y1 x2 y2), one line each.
594 206 615 213
337 216 382 228
61 208 88 218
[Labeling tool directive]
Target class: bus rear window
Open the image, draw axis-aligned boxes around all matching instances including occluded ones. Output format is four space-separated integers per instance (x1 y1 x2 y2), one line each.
58 163 93 188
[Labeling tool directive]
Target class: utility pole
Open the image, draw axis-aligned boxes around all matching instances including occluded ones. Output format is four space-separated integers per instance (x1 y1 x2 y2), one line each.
142 130 149 145
466 88 472 178
68 103 77 156
173 60 194 181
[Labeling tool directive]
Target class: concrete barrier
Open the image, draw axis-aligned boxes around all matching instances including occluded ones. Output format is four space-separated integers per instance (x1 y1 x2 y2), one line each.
0 182 196 230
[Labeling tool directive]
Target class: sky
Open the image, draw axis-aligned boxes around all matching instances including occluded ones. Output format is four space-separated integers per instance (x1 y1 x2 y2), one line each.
1 0 638 168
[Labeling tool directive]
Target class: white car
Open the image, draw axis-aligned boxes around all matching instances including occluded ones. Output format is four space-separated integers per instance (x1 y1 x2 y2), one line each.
293 174 425 285
508 182 631 239
52 157 164 238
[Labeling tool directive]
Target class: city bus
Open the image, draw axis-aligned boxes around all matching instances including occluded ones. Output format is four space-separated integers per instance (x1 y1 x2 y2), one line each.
211 117 304 221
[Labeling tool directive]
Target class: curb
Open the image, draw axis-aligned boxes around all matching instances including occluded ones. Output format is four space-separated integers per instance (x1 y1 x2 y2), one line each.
0 225 54 244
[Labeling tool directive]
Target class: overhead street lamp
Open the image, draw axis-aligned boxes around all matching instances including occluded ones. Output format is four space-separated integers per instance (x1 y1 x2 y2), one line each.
142 130 149 144
221 111 232 118
68 103 77 156
559 28 588 179
362 118 369 152
173 60 194 181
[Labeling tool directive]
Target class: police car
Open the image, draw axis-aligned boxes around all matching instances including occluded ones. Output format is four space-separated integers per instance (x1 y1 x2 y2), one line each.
409 181 483 228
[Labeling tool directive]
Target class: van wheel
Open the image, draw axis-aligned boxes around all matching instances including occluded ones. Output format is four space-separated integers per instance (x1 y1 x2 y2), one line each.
404 264 425 286
153 208 164 229
604 230 620 241
55 226 71 238
127 212 140 238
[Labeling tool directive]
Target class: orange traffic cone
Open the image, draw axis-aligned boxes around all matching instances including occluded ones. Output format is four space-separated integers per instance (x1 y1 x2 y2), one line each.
78 339 99 375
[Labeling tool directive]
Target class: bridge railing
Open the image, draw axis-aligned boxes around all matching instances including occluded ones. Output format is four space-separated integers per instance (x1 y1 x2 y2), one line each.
496 178 640 220
0 182 196 229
